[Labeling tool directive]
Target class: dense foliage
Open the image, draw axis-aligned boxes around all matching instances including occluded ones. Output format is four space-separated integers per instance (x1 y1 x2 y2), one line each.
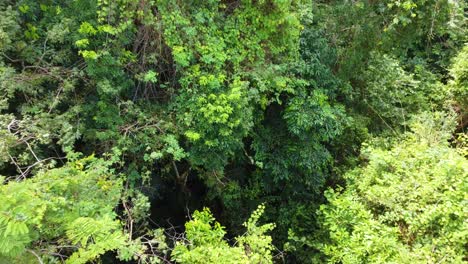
0 0 466 263
314 113 467 263
0 156 126 263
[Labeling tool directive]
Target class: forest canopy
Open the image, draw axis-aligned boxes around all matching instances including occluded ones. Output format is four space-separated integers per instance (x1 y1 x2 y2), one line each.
0 0 466 263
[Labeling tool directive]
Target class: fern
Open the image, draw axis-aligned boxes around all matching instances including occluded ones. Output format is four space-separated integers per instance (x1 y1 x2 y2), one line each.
0 157 124 262
0 231 31 257
66 228 126 264
66 216 120 247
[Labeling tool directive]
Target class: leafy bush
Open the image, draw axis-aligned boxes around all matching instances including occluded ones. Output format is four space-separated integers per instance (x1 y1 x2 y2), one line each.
360 53 448 130
448 45 468 126
314 113 467 263
0 0 466 262
0 156 125 263
172 204 275 264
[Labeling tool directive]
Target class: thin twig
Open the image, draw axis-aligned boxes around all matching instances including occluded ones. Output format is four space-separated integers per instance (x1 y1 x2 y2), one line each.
27 249 44 264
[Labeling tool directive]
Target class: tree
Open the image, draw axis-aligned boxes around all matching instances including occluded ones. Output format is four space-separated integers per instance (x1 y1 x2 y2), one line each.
0 0 466 262
172 205 275 264
448 44 468 131
311 112 467 263
0 156 126 263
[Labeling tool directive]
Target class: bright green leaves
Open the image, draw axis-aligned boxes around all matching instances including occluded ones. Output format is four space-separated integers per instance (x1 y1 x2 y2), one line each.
285 90 345 141
315 113 468 263
18 4 29 14
172 205 275 264
172 46 192 67
159 0 243 168
197 93 233 125
163 134 187 161
143 70 158 84
383 0 461 32
3 0 465 263
0 156 124 261
197 80 246 127
236 204 276 264
232 0 302 59
185 130 201 142
66 216 122 247
317 189 404 264
79 49 98 60
24 23 39 40
0 213 31 258
198 73 226 89
448 45 468 111
65 216 126 264
360 53 448 131
157 0 302 174
185 208 227 246
75 38 90 48
144 134 187 162
182 78 252 171
449 45 468 88
78 22 97 36
75 0 142 69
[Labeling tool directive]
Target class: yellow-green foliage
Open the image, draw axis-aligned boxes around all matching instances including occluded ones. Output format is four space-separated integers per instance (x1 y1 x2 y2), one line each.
157 0 302 171
0 0 466 263
315 113 468 263
172 205 275 264
0 156 125 263
449 45 468 110
361 53 448 129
